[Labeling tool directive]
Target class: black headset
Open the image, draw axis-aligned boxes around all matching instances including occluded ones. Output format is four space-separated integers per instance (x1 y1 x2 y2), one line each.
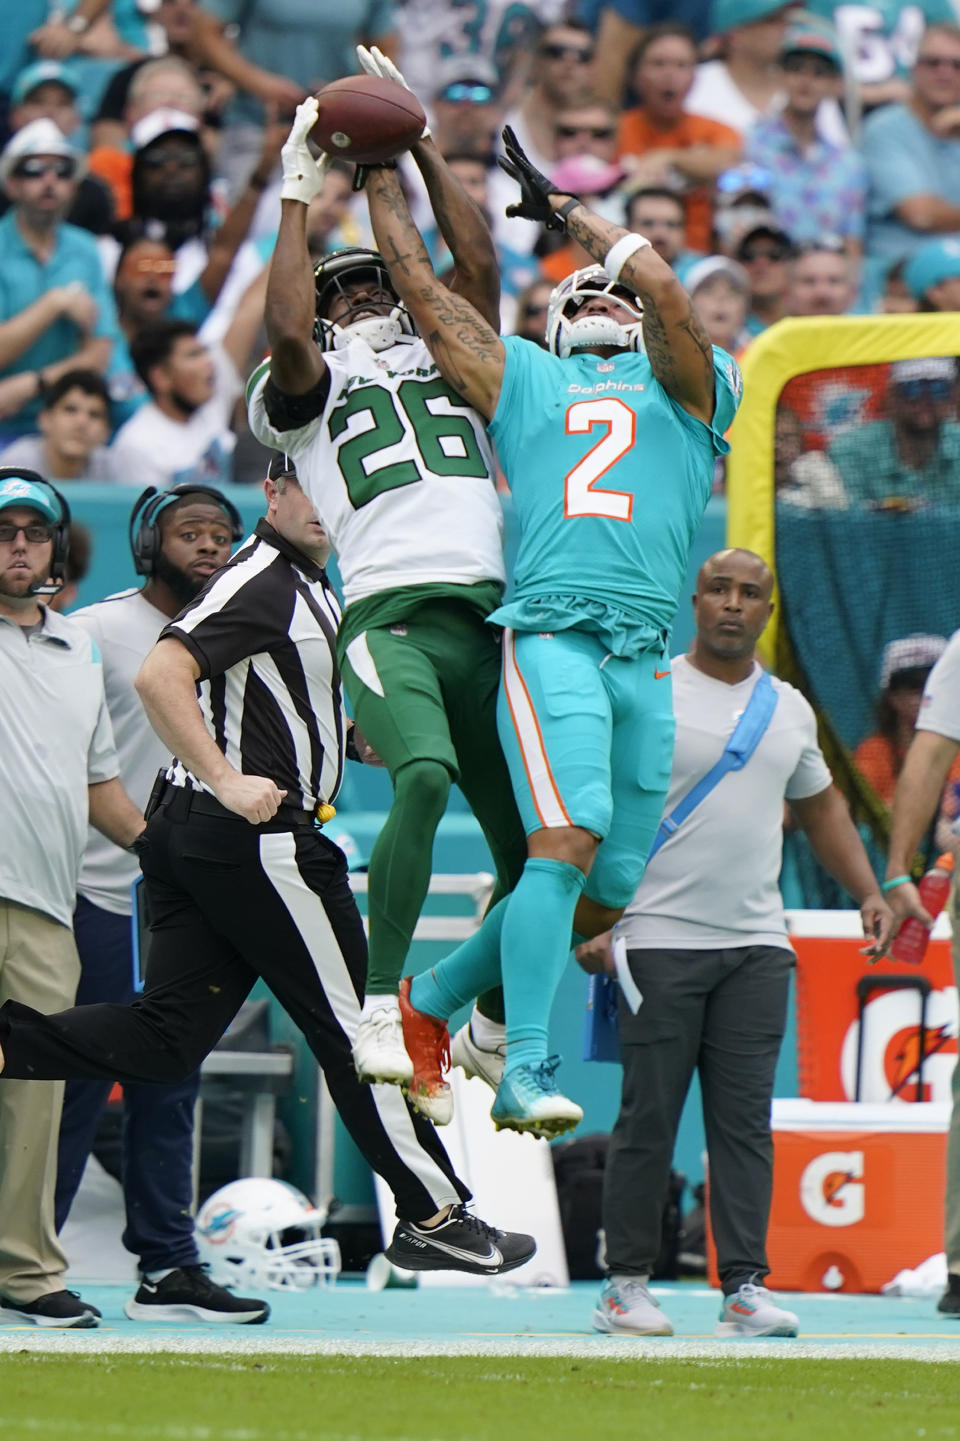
129 483 244 578
0 467 71 593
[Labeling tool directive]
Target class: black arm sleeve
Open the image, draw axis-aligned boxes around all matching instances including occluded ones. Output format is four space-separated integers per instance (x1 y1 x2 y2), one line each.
263 372 331 431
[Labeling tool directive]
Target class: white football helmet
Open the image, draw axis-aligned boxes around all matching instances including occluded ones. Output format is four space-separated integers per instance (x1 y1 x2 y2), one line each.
195 1178 341 1291
546 264 645 359
313 247 416 354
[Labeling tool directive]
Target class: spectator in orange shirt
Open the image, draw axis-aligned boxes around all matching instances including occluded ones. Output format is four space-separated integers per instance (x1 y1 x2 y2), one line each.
854 635 960 806
618 23 741 252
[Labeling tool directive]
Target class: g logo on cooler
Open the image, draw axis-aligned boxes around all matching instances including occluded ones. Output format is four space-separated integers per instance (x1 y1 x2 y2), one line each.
800 1150 864 1227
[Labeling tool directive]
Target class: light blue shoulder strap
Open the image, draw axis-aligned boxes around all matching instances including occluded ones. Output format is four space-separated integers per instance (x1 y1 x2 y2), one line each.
648 670 778 860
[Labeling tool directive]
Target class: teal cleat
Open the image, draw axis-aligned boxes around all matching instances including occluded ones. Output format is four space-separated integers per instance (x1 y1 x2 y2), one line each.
490 1055 583 1139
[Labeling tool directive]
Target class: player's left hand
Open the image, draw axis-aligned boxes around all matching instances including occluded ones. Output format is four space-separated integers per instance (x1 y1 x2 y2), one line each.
859 890 896 962
499 125 574 230
356 44 431 138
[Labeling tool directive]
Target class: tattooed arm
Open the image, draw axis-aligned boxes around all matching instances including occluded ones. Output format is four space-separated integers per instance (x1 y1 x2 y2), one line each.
366 166 506 420
553 196 716 425
410 137 500 331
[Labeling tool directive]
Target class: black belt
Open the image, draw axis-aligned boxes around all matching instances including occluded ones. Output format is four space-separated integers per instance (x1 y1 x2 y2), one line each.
158 783 321 828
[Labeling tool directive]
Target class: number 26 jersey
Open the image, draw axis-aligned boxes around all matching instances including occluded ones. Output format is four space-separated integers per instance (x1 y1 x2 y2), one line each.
247 335 506 607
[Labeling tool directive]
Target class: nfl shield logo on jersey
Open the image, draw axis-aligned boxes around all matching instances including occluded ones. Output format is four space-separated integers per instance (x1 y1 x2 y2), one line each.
596 362 615 373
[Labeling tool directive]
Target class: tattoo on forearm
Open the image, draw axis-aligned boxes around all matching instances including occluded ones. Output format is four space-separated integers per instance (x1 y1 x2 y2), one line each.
565 209 622 264
635 289 713 397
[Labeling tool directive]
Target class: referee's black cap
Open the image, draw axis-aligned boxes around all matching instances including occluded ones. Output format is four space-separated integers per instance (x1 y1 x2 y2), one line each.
267 452 297 481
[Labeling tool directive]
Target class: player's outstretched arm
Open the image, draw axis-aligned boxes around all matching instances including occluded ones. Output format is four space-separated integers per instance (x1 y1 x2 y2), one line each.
265 100 330 397
356 45 500 330
365 164 505 420
411 136 500 331
498 127 715 424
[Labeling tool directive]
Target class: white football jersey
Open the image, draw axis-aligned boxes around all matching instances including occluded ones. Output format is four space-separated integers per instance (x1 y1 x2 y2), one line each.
246 336 506 606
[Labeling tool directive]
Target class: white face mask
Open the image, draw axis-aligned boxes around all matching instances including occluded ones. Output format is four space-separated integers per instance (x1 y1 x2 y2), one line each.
332 313 404 353
560 313 644 358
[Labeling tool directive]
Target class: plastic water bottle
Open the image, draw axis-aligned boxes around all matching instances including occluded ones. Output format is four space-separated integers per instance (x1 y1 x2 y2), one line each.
890 853 955 966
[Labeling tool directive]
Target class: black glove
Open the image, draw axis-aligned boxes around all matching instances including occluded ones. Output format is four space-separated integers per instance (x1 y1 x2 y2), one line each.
352 157 398 192
497 125 580 231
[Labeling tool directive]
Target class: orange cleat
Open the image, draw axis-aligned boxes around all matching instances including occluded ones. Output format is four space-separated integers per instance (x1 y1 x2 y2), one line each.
398 976 453 1125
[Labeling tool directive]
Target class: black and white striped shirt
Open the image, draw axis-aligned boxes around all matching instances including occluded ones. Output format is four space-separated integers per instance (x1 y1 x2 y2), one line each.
161 519 344 810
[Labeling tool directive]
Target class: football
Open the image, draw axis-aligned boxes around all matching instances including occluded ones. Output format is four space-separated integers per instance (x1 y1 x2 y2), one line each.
311 75 426 165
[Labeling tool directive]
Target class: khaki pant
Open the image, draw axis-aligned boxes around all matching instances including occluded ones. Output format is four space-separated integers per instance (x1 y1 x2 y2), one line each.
0 900 80 1302
947 880 960 1270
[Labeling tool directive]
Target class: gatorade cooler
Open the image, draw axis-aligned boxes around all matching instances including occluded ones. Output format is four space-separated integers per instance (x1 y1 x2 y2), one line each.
706 1101 949 1293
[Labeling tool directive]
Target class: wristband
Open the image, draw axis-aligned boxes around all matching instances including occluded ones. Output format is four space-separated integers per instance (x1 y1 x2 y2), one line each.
66 12 91 32
604 232 652 283
882 874 911 892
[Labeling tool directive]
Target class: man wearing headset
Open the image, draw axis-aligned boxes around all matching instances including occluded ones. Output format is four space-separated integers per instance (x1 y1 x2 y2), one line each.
0 468 144 1328
59 482 271 1325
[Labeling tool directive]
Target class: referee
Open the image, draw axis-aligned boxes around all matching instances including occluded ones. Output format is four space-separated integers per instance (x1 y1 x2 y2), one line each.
0 455 535 1280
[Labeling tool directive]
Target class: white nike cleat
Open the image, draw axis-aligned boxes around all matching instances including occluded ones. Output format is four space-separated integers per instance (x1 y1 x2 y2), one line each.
384 1204 535 1274
715 1282 799 1338
352 1005 414 1085
592 1275 674 1336
450 1017 506 1091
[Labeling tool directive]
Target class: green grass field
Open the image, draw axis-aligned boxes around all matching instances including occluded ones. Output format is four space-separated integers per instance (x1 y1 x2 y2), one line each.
2 1354 959 1441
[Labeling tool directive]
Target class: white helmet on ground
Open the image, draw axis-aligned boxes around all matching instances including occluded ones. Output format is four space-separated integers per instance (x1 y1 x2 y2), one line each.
546 264 645 359
195 1178 341 1291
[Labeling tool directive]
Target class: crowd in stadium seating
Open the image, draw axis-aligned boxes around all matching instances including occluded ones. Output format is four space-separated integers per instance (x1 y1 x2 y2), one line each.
1 0 959 493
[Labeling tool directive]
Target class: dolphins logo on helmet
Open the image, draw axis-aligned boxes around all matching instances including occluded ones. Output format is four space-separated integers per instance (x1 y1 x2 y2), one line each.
195 1178 341 1290
313 247 416 354
545 264 645 359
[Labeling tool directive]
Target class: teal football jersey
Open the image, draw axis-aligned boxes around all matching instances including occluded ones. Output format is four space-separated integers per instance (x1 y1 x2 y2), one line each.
489 338 742 649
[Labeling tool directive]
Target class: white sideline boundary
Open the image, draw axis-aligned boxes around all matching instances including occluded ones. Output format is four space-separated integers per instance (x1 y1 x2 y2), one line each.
0 1334 959 1361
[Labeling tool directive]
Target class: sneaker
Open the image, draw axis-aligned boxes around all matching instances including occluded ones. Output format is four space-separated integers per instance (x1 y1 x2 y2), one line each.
352 1004 414 1085
398 977 453 1125
593 1275 674 1336
0 1289 100 1328
384 1203 536 1275
490 1055 583 1139
450 1017 506 1091
715 1282 799 1338
937 1274 960 1316
123 1267 270 1324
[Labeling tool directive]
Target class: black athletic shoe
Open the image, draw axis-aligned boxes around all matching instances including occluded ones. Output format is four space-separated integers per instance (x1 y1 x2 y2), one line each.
0 1289 100 1328
385 1204 536 1275
123 1266 270 1325
938 1274 960 1316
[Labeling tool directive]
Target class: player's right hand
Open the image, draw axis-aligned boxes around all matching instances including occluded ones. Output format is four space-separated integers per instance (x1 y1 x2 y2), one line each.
499 126 574 230
280 98 330 206
355 44 430 138
215 774 288 825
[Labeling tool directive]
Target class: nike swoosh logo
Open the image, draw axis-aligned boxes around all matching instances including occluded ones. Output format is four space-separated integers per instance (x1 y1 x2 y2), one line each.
412 1232 504 1268
654 669 671 679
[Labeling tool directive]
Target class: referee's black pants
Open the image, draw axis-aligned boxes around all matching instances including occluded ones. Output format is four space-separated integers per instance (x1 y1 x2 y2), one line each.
0 788 469 1224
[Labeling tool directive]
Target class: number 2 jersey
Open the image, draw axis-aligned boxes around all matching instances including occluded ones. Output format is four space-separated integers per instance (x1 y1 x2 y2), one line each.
246 335 507 641
488 336 743 657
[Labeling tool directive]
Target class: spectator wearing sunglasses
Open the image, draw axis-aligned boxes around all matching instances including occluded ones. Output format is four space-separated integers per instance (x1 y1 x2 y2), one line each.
733 217 794 333
618 24 741 253
0 62 115 238
431 56 503 159
0 120 119 442
745 24 866 258
861 24 960 305
501 23 595 179
828 358 960 510
511 277 554 345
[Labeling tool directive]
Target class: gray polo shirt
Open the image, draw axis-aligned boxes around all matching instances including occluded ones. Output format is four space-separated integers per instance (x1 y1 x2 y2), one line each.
0 606 118 927
74 589 172 918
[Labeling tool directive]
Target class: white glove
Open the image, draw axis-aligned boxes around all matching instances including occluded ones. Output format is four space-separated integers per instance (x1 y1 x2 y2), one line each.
356 45 430 138
280 98 330 205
